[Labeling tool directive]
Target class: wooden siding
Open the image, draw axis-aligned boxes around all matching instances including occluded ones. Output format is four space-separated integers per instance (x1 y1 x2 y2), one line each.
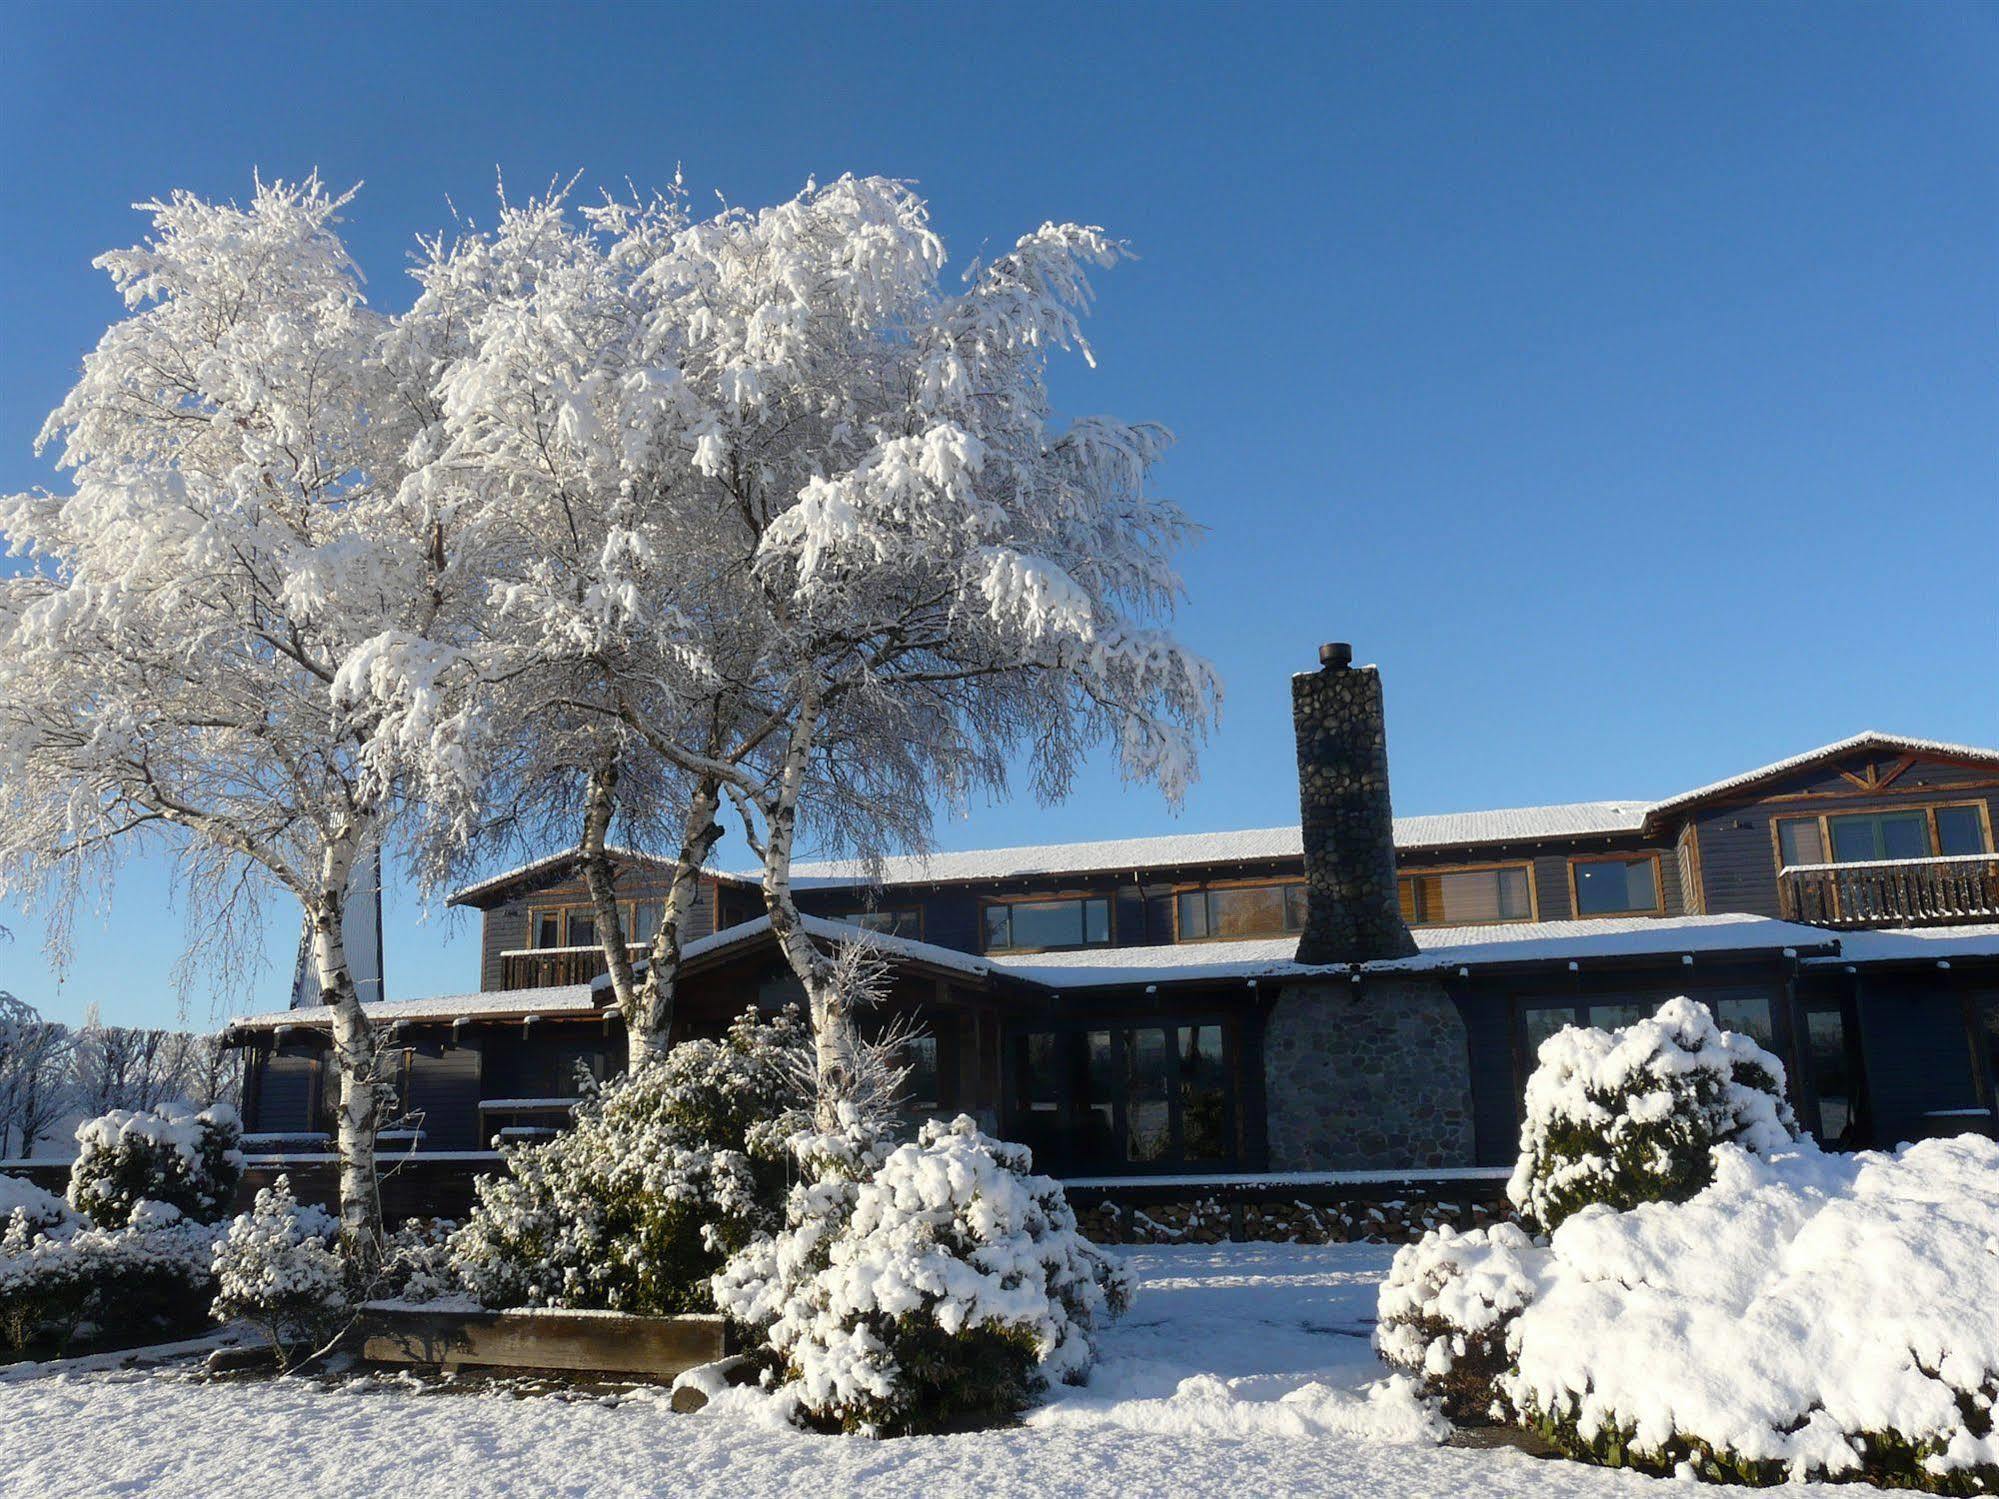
479 871 721 990
1850 972 1987 1146
1683 754 1999 920
398 1042 484 1151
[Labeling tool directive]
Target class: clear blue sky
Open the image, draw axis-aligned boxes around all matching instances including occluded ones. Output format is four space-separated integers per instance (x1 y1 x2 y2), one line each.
2 1 1993 1029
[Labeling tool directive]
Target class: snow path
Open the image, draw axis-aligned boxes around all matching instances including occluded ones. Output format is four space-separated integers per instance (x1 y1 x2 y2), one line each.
0 1244 1866 1497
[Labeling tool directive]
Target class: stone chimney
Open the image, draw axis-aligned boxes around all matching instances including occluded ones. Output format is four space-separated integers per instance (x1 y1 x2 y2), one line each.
1292 643 1418 964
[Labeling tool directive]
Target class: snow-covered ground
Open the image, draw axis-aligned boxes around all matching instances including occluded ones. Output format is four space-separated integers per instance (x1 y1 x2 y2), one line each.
0 1244 1867 1498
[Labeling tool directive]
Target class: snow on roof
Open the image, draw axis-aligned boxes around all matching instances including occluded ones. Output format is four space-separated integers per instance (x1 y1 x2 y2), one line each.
1807 924 1999 966
755 802 1649 890
1644 732 1999 824
228 984 597 1031
628 913 996 982
987 913 1834 989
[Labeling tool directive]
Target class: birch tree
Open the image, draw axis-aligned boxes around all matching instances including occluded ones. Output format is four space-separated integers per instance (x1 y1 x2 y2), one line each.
401 177 1218 1122
0 179 480 1252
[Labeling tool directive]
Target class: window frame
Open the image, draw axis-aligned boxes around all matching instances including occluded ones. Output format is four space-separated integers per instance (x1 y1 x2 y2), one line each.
851 905 925 941
1395 859 1540 928
523 900 658 951
1169 877 1309 943
1566 851 1667 919
979 892 1116 954
1770 800 1995 874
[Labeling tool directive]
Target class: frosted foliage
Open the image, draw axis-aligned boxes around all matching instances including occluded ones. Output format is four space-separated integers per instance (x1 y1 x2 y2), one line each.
1 1192 220 1354
1508 997 1797 1232
1504 1137 1999 1488
449 1008 808 1315
1375 1223 1551 1423
717 1114 1133 1436
210 1174 349 1364
68 1100 244 1227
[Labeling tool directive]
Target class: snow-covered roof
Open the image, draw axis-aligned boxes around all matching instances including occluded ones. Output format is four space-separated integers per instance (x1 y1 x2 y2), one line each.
625 913 996 983
445 846 675 907
1643 732 1999 825
1805 924 1999 966
227 984 597 1031
759 802 1649 891
987 913 1834 989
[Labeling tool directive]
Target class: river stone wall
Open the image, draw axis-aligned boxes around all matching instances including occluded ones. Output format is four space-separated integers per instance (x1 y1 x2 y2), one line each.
1263 977 1475 1171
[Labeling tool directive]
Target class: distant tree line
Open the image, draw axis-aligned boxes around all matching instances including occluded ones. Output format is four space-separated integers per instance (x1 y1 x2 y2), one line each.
0 991 238 1159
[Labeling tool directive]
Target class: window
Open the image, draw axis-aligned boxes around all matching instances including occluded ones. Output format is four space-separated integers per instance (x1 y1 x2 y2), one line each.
532 910 564 949
853 907 922 939
1398 864 1533 926
1008 1022 1234 1171
525 902 662 950
566 909 597 948
1175 882 1307 941
1805 1004 1859 1147
983 896 1111 952
631 901 663 944
1775 803 1993 871
1938 805 1992 857
1570 855 1662 917
900 1034 940 1122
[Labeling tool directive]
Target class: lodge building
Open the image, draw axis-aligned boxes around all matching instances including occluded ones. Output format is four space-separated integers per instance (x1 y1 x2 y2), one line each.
226 648 1999 1204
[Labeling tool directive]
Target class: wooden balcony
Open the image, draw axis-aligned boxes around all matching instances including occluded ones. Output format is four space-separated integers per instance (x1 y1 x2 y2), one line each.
500 944 644 990
1778 854 1999 929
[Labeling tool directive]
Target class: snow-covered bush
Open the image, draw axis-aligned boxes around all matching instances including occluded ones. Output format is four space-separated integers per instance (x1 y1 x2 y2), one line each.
1 1172 81 1239
1508 997 1796 1233
377 1217 461 1304
719 1114 1133 1436
1502 1135 1999 1489
0 1198 220 1354
68 1100 244 1228
1375 1222 1550 1424
210 1175 350 1366
451 1008 807 1315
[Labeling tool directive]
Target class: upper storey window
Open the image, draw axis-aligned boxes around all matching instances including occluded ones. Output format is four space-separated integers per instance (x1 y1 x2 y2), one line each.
1175 882 1307 941
526 901 656 949
852 907 923 939
1398 863 1533 927
1775 805 1992 868
983 896 1111 952
1570 854 1663 917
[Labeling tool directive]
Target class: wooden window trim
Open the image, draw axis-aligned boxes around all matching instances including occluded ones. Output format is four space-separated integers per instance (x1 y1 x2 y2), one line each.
1395 859 1539 928
979 892 1116 954
1168 878 1307 944
526 900 653 951
1771 800 1995 876
1565 851 1667 919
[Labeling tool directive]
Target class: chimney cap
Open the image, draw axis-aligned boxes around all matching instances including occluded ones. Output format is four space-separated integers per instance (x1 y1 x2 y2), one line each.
1318 641 1353 671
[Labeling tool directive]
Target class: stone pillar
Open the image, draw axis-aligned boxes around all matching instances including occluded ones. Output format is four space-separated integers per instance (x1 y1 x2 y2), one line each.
1262 977 1474 1170
1292 647 1417 964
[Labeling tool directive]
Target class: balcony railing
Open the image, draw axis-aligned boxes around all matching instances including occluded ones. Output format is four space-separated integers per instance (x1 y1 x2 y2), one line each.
1778 853 1999 929
500 944 644 990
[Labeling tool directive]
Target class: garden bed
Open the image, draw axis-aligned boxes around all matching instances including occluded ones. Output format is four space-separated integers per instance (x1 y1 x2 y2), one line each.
354 1302 733 1381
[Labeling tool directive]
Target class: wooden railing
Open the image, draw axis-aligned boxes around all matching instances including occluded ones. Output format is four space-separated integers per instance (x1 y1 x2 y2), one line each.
500 944 644 990
1778 854 1999 928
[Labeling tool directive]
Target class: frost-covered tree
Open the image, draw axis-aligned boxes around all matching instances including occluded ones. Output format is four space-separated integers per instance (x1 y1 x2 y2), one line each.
0 994 72 1159
399 177 1218 1112
0 179 486 1251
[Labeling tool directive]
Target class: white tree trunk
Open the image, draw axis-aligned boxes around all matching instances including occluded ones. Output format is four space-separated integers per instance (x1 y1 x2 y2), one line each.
626 776 724 1070
309 832 385 1257
578 757 641 1019
756 691 859 1129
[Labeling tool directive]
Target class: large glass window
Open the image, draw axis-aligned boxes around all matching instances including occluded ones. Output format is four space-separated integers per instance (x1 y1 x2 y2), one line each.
1828 810 1930 863
1175 883 1307 941
1008 1023 1234 1171
1937 806 1992 857
983 896 1111 952
1804 1004 1858 1147
1399 865 1533 926
526 902 663 950
1571 856 1662 917
853 907 923 939
1776 817 1826 868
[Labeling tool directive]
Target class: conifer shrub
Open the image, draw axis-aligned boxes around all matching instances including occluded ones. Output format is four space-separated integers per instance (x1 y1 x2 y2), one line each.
1507 997 1796 1233
1 1197 220 1356
450 1007 808 1315
718 1113 1133 1437
1375 1222 1548 1424
210 1174 350 1366
68 1100 244 1228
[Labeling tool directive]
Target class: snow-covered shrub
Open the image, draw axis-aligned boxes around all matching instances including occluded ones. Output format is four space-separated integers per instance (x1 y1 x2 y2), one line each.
1508 997 1796 1233
376 1217 461 1304
0 1199 220 1354
451 1007 807 1315
1375 1222 1550 1424
1502 1135 1999 1489
210 1175 349 1366
719 1113 1133 1436
0 1172 81 1239
68 1100 244 1228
